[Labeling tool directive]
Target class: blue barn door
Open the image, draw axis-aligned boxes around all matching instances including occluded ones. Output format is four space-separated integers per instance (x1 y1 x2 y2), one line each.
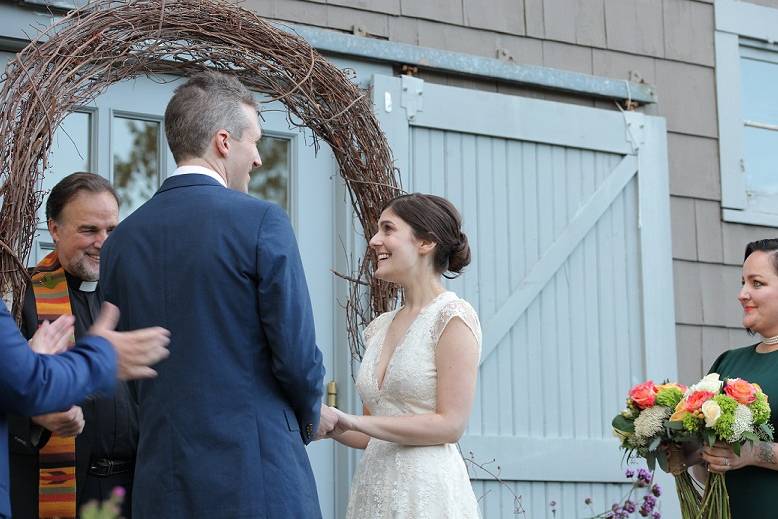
373 74 678 518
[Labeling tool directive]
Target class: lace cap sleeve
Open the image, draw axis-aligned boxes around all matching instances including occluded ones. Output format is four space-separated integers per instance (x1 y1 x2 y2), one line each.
432 299 482 356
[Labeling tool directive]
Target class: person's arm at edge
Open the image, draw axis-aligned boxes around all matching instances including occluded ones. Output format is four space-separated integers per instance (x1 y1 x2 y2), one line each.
0 300 116 416
256 204 325 444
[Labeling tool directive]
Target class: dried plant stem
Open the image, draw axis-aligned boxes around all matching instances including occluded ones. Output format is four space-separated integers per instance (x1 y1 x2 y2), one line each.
0 0 400 352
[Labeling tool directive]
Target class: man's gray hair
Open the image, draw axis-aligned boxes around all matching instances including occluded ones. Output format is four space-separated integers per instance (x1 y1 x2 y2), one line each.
164 71 258 163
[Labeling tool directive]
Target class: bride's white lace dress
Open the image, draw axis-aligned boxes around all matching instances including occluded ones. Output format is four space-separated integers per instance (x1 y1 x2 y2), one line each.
346 291 481 519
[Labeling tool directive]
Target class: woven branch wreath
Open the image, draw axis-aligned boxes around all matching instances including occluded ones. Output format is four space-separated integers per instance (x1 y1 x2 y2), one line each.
0 0 400 363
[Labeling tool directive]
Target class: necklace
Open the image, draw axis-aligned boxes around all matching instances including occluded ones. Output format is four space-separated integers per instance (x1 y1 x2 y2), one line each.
763 335 778 345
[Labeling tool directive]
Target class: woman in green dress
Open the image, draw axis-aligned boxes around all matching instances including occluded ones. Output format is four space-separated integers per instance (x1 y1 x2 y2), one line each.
693 239 778 518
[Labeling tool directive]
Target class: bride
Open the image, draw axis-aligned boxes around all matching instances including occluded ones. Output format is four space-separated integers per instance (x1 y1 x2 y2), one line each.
328 193 481 518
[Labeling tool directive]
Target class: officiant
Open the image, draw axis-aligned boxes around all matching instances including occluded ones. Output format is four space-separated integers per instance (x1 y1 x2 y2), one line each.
8 173 136 519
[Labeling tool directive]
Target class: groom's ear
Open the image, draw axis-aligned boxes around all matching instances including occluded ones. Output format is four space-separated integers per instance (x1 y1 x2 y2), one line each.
214 129 230 157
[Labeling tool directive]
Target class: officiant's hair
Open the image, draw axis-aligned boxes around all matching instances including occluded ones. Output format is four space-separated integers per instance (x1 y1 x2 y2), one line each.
383 193 471 277
46 172 119 223
744 239 778 274
165 71 258 163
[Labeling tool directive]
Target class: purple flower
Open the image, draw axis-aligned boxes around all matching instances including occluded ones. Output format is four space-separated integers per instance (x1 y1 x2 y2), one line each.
651 484 662 497
624 500 636 513
111 486 126 499
652 513 661 519
643 495 656 507
637 468 653 482
625 468 635 478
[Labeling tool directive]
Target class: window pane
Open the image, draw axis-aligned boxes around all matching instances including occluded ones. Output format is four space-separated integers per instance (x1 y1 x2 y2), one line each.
741 56 778 126
743 126 778 202
250 136 290 211
46 111 91 190
113 117 160 219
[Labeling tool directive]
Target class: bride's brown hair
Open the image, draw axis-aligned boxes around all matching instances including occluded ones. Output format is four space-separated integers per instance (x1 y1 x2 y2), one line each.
382 193 471 277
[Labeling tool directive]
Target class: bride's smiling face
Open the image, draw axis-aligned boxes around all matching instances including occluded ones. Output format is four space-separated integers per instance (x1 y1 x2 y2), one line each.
369 208 426 284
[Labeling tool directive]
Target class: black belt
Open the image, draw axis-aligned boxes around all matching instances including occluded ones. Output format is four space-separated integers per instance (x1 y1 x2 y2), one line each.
87 458 134 477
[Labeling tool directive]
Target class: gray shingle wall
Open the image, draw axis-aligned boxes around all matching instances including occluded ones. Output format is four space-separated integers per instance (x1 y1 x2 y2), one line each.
248 0 778 385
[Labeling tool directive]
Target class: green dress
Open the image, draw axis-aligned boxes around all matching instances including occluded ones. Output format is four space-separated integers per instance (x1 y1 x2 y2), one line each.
709 344 778 519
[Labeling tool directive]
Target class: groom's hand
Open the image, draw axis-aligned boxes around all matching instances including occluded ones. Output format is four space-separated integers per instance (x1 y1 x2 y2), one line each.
316 404 338 440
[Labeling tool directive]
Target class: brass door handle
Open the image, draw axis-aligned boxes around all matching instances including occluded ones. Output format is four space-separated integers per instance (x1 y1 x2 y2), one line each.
326 379 337 408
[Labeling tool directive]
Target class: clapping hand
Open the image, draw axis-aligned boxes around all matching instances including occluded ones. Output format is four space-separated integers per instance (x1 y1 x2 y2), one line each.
89 302 171 380
28 315 75 355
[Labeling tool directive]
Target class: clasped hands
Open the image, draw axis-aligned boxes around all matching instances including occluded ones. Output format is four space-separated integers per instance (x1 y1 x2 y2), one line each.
316 404 356 440
664 440 756 474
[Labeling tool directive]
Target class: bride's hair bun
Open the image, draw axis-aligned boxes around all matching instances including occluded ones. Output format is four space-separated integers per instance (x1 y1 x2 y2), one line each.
382 193 471 277
448 232 471 274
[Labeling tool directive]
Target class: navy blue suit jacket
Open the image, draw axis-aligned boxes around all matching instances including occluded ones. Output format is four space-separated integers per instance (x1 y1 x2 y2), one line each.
100 175 325 519
0 300 116 518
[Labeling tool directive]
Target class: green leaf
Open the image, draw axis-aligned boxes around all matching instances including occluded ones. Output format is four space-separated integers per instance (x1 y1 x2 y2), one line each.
656 449 669 472
667 420 684 431
612 415 635 433
646 454 656 471
760 423 775 440
732 442 741 457
648 436 662 452
706 429 717 447
742 431 758 442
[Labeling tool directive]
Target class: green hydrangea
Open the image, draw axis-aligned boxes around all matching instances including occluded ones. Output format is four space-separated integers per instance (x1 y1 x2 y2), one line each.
713 394 738 413
683 413 701 432
656 387 684 408
708 394 739 441
750 392 770 425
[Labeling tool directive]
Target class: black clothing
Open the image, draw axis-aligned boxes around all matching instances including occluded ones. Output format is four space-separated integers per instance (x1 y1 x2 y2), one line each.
709 345 778 519
8 272 136 518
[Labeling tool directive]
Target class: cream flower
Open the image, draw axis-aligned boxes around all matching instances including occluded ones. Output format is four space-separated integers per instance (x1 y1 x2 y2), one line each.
701 400 721 427
633 405 671 445
690 373 723 395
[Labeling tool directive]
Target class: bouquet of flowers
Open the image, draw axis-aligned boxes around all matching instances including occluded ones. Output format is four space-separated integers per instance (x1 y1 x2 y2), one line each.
612 380 701 519
668 373 773 519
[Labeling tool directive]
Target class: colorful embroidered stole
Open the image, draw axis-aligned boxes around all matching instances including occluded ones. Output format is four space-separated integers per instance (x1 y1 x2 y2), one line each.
32 251 77 519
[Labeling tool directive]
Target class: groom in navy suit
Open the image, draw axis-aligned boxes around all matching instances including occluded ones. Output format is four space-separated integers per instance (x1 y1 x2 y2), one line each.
99 71 330 518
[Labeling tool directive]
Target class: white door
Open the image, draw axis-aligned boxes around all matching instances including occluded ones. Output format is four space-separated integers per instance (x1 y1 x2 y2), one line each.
373 74 678 519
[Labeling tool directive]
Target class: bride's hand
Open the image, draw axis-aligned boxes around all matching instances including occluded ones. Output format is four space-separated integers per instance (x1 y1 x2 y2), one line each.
328 407 358 436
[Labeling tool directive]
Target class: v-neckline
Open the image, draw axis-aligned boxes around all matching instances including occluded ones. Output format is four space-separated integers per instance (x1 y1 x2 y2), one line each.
374 291 450 392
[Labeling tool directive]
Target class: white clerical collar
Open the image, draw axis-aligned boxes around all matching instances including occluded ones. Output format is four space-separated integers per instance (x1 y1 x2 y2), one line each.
168 165 227 188
79 280 97 293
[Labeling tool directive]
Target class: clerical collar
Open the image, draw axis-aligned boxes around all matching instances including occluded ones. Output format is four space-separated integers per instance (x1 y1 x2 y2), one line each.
64 271 98 293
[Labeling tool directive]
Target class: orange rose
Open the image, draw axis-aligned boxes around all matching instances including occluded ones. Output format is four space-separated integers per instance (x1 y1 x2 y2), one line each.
670 398 689 422
724 378 757 405
629 381 658 409
658 382 688 394
685 390 714 412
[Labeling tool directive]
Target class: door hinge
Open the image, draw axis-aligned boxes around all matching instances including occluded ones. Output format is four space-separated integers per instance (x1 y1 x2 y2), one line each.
401 75 424 122
326 379 338 409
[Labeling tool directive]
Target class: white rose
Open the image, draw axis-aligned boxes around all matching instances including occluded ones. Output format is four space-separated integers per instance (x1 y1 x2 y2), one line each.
701 400 722 427
692 373 723 394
